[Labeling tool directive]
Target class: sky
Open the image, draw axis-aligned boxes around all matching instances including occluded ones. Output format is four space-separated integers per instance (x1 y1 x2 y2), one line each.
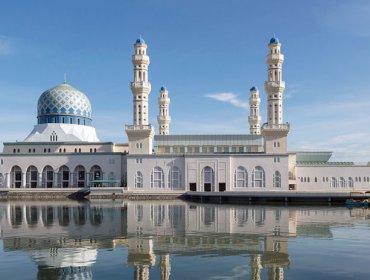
1 0 370 162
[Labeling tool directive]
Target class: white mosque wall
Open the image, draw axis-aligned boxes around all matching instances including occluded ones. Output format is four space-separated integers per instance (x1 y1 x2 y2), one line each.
0 153 123 188
126 154 288 192
295 165 370 191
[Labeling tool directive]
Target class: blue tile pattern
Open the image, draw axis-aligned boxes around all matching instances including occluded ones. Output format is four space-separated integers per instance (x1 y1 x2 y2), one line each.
37 83 92 125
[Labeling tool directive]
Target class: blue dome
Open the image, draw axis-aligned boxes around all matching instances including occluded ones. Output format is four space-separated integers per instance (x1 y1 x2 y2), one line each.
269 37 279 44
250 86 258 91
135 37 146 44
160 86 167 91
37 83 93 126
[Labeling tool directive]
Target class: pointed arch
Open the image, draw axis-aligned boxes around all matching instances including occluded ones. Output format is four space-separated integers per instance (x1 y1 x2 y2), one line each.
10 165 22 188
168 166 181 189
348 177 354 188
26 166 38 188
234 166 248 188
201 166 215 192
58 165 70 188
42 165 54 188
135 171 143 188
273 171 281 188
90 165 102 187
74 165 86 188
252 166 265 188
151 166 164 188
339 177 346 188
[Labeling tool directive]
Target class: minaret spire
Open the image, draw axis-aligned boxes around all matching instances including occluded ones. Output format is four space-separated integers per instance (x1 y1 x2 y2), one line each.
248 86 261 135
157 86 171 135
261 37 290 154
131 37 151 126
125 37 155 155
265 37 285 126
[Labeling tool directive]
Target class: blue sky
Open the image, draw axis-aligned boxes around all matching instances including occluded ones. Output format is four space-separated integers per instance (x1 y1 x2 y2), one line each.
1 0 370 161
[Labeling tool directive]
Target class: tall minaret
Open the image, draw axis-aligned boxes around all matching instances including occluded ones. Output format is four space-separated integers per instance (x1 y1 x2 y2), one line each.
125 37 155 154
132 37 151 126
265 37 284 126
157 86 171 135
262 37 289 154
248 86 261 135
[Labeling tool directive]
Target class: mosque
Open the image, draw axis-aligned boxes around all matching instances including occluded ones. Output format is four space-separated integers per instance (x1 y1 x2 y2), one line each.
0 37 370 192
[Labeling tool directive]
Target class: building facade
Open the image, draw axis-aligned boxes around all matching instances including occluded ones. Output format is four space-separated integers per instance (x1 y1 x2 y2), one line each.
0 37 370 192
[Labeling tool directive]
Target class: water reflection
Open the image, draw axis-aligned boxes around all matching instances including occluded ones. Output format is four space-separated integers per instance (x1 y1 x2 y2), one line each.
0 201 369 280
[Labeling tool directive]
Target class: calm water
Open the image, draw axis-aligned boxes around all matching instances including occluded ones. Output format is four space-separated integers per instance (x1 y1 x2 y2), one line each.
0 200 369 280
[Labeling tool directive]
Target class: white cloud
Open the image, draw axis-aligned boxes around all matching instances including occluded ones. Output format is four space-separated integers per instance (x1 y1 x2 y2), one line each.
205 92 249 109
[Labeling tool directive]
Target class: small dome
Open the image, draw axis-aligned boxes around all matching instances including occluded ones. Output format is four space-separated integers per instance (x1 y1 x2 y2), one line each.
135 37 146 44
37 83 93 125
160 86 167 91
250 86 258 92
269 37 279 44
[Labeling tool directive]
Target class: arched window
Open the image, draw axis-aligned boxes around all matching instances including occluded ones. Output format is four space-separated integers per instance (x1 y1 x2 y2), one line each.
58 165 70 188
201 166 215 192
151 167 164 188
348 177 354 188
234 166 247 188
339 177 346 188
135 171 143 188
330 177 338 188
74 165 86 188
252 166 265 188
273 171 281 188
26 166 38 188
168 166 181 189
90 165 102 187
10 166 22 188
42 166 54 188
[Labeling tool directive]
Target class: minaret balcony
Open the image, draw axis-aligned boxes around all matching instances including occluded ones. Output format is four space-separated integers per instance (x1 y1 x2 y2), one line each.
266 54 284 64
262 122 290 131
157 116 171 122
125 124 154 131
132 55 150 64
131 81 151 91
264 81 285 91
248 116 261 122
249 97 261 103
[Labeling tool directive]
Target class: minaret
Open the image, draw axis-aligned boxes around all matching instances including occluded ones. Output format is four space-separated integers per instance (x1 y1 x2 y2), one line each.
132 37 151 126
262 37 289 154
248 86 261 135
157 86 171 135
125 37 155 154
265 37 284 126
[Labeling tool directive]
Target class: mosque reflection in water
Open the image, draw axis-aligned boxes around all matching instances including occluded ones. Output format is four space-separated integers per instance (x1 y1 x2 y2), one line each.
0 200 368 280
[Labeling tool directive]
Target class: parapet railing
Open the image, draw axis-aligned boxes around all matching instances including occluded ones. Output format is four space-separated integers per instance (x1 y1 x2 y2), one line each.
125 124 153 130
261 122 290 130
